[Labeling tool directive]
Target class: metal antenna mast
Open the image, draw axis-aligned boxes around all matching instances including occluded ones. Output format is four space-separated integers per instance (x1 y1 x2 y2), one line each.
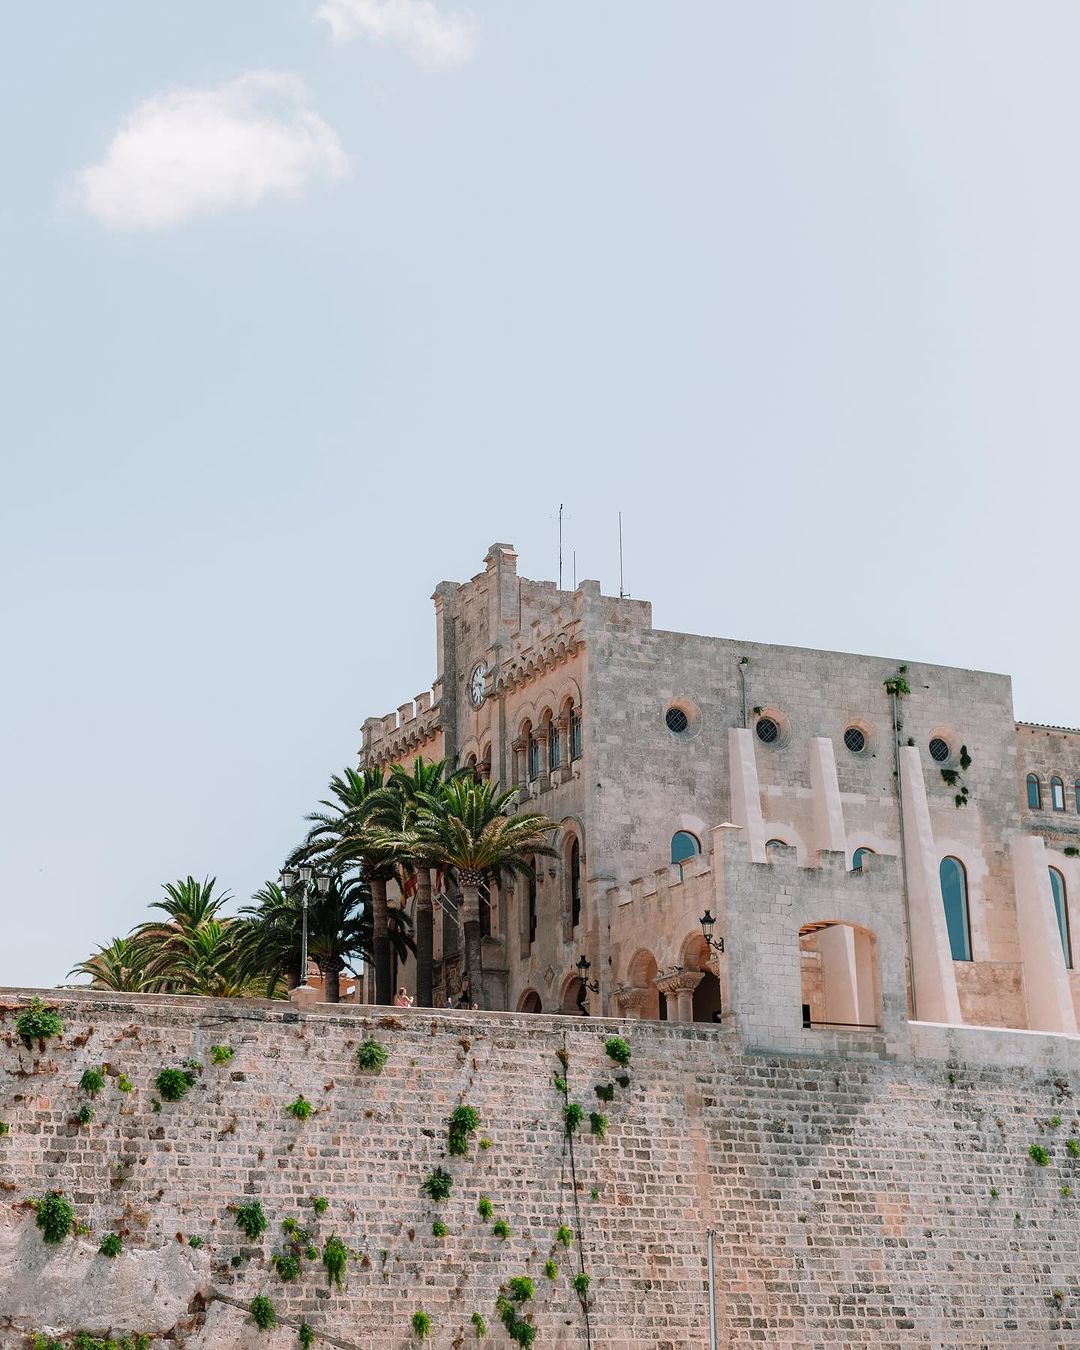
618 512 628 599
558 503 564 588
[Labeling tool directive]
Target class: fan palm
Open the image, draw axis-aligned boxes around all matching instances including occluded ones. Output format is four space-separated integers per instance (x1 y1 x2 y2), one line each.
127 876 234 993
68 936 150 993
413 779 556 1008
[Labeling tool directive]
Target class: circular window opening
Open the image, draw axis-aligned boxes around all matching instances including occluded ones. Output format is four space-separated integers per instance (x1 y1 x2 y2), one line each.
929 737 951 763
756 716 779 744
665 707 689 735
843 726 866 754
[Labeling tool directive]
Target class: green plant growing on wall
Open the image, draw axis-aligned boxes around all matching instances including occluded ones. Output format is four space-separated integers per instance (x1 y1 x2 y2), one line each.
250 1295 277 1330
32 1337 63 1350
287 1094 313 1121
556 1223 573 1247
508 1276 535 1302
572 1271 591 1299
323 1234 349 1289
447 1103 480 1155
0 1122 9 1136
615 1072 630 1088
431 1219 448 1237
496 1295 537 1346
544 1258 558 1279
589 1111 607 1139
492 1218 511 1239
594 1082 614 1102
470 1311 487 1336
79 1066 106 1097
411 1310 432 1339
208 1043 234 1065
155 1067 194 1103
312 1195 329 1214
98 1232 122 1258
477 1196 494 1220
76 1104 94 1126
604 1035 631 1066
117 1074 133 1093
298 1323 315 1349
564 1102 584 1134
1065 847 1080 859
355 1038 388 1071
883 666 910 699
1030 1143 1051 1166
273 1251 301 1281
479 1136 492 1149
32 1192 75 1244
553 1075 568 1095
16 998 63 1044
1067 1139 1080 1158
235 1201 269 1241
188 1235 204 1249
421 1168 453 1202
1062 1186 1072 1198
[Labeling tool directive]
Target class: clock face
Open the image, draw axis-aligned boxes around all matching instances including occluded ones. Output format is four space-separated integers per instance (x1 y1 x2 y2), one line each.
469 663 487 708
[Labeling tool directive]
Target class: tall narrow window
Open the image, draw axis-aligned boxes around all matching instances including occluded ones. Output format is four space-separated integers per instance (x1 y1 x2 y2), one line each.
570 839 581 928
1052 776 1065 811
549 718 561 771
570 708 582 760
527 865 537 946
1050 868 1072 968
939 857 972 962
1075 780 1080 813
670 832 701 865
1027 774 1042 810
852 847 874 871
527 730 540 781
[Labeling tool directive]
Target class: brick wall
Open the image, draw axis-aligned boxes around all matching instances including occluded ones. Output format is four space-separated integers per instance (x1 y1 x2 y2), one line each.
5 988 1080 1348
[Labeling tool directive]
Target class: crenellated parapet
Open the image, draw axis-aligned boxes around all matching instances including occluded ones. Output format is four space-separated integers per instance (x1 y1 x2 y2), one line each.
360 685 444 768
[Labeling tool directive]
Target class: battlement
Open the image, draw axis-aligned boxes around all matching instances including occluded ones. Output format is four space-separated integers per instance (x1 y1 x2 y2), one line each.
360 683 443 766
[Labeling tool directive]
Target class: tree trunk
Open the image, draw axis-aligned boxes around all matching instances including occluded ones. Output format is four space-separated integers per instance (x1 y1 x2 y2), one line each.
461 881 484 1009
371 876 392 1005
324 961 341 1004
415 868 434 1008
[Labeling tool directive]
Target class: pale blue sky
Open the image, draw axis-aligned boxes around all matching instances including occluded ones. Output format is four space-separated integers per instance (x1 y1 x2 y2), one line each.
3 2 1078 987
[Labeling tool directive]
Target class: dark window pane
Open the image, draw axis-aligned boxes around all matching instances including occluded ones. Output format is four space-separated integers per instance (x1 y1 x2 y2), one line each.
939 857 971 961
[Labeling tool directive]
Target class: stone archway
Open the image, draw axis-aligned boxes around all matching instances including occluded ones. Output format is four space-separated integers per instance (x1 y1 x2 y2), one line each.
799 921 879 1029
517 989 543 1015
623 949 664 1020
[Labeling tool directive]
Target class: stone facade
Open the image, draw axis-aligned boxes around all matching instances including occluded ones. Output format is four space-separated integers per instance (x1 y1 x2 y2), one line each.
360 544 1080 1043
6 989 1080 1347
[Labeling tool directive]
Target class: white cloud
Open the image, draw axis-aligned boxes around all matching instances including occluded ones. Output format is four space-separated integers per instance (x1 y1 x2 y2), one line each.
317 0 475 65
75 73 349 230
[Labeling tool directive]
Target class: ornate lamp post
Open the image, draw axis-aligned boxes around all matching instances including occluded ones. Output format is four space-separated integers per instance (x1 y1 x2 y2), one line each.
280 863 331 990
576 955 600 1010
698 909 725 955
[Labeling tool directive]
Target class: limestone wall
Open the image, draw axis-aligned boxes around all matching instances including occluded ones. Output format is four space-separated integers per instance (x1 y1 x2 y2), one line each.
5 989 1080 1348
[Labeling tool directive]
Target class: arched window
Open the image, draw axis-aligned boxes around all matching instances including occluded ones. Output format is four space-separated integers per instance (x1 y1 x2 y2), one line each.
570 839 581 928
1027 774 1042 810
527 727 540 780
548 714 561 771
939 857 972 962
765 838 787 855
569 707 583 760
1050 867 1072 969
1052 776 1065 811
1075 780 1080 813
852 847 874 871
670 831 701 865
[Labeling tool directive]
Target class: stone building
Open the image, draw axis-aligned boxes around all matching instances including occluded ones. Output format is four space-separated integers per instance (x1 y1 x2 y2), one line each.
359 542 1080 1047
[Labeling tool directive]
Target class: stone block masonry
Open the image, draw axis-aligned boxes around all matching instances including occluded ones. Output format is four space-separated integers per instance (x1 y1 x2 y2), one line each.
4 990 1080 1347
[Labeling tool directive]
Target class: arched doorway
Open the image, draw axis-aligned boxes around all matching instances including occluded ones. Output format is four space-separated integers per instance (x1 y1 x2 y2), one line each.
517 989 542 1014
798 921 879 1029
627 949 664 1020
559 973 589 1016
681 933 722 1023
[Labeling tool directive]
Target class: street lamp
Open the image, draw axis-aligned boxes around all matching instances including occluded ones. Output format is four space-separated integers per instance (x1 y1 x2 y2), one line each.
281 863 332 989
699 910 725 954
576 955 599 995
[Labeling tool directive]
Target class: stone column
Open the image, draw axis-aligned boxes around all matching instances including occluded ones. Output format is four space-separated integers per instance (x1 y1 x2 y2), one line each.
809 737 847 856
654 971 704 1023
1013 834 1078 1033
728 728 767 863
615 986 647 1019
511 738 527 796
556 712 572 783
534 728 550 792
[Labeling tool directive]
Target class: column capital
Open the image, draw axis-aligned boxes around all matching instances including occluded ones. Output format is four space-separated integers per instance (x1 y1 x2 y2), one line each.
654 969 705 996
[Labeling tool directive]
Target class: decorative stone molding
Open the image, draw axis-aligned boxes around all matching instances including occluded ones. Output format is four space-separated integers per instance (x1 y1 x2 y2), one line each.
615 985 648 1016
654 969 704 1023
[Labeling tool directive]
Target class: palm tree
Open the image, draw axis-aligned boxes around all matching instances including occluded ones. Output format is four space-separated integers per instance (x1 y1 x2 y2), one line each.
414 779 556 1008
68 937 149 992
127 876 234 993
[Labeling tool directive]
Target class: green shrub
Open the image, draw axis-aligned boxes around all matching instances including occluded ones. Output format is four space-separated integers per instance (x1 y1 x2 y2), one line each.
274 1251 301 1281
287 1094 313 1121
305 1244 318 1261
477 1196 494 1220
117 1074 133 1093
470 1312 487 1336
311 1195 329 1214
594 1082 614 1102
553 1075 568 1095
1030 1143 1051 1166
508 1275 534 1302
76 1104 94 1126
411 1310 431 1339
496 1295 535 1345
34 1191 75 1244
0 1122 9 1136
355 1038 388 1071
210 1044 234 1065
479 1137 492 1150
155 1067 193 1103
98 1232 122 1257
188 1235 204 1249
1050 1115 1063 1128
421 1168 453 1202
448 1103 480 1155
564 1102 584 1134
250 1295 277 1330
603 1035 631 1066
32 1338 63 1350
16 999 63 1043
544 1258 558 1279
298 1323 315 1349
235 1201 269 1241
80 1066 106 1096
432 1220 448 1237
572 1271 591 1297
589 1111 607 1139
556 1224 573 1247
1068 1139 1080 1159
323 1234 349 1289
1063 1186 1072 1198
492 1218 510 1239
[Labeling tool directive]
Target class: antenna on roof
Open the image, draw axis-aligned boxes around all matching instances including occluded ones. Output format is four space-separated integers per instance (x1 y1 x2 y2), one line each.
558 503 564 588
618 512 629 599
573 550 577 589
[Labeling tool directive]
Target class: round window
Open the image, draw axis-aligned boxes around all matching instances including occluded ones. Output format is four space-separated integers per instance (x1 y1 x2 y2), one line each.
843 726 866 754
756 716 779 744
665 707 689 735
929 737 951 763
